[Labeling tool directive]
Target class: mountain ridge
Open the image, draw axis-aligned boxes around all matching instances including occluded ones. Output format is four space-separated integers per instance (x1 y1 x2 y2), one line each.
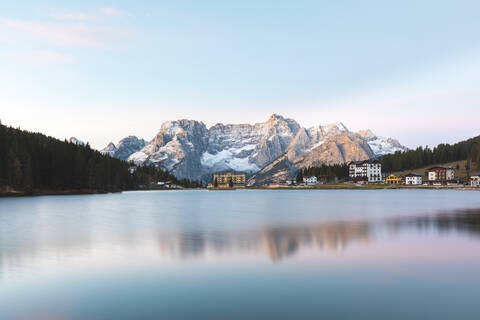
101 114 407 183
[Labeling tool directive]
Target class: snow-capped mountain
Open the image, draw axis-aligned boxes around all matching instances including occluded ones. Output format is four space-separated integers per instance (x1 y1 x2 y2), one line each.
102 114 407 182
100 136 147 161
68 137 85 146
356 129 407 155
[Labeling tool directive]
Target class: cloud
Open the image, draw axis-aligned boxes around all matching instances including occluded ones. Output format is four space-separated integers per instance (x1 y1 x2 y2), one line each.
99 7 133 17
9 50 75 65
0 18 132 47
51 12 90 21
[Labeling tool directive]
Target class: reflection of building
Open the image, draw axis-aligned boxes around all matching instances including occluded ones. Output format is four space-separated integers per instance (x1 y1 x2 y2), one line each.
405 173 422 185
471 173 480 187
428 166 455 183
348 160 382 183
212 172 246 188
386 174 403 184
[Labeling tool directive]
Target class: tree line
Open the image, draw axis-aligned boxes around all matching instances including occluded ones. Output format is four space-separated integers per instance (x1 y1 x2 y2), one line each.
381 135 480 172
295 164 349 183
292 134 480 183
0 123 202 194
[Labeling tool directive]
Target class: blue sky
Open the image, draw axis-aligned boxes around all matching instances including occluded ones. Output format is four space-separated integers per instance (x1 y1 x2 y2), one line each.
1 0 479 149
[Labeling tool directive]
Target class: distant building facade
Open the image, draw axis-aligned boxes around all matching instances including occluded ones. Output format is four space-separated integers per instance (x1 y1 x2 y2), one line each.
471 173 480 187
348 159 382 183
386 174 403 185
303 176 318 185
428 166 455 183
212 172 246 188
405 173 422 185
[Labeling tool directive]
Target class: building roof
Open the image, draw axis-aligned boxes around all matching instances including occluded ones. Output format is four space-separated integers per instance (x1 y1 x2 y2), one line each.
428 166 453 170
405 173 422 177
348 159 381 165
213 171 247 176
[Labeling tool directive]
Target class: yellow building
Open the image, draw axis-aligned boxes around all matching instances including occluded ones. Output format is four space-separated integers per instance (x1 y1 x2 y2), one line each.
212 172 247 188
386 174 403 185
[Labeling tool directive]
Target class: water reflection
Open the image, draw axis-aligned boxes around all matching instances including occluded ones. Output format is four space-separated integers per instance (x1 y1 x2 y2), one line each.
158 221 371 261
2 207 480 280
157 208 480 261
386 209 480 237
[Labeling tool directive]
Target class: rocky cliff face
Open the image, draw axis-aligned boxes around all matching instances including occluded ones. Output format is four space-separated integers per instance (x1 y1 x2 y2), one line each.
100 136 147 161
101 114 407 183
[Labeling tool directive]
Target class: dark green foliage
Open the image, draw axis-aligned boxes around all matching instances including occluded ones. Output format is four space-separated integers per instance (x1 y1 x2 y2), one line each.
0 123 200 194
297 164 348 181
295 170 303 183
466 158 471 178
228 178 233 188
214 177 218 188
381 135 480 172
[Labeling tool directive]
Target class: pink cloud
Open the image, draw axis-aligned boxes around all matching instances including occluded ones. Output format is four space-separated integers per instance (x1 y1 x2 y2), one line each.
0 18 132 47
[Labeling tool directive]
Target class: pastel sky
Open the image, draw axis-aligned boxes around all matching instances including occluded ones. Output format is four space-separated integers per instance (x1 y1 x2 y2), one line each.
1 0 479 149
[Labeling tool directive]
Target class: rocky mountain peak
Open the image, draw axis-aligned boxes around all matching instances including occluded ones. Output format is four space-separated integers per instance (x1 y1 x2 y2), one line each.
100 136 147 161
102 115 407 183
356 129 376 140
323 122 349 134
68 137 85 146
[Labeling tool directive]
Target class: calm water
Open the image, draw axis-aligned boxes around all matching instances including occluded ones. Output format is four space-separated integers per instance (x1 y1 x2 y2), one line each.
1 190 480 320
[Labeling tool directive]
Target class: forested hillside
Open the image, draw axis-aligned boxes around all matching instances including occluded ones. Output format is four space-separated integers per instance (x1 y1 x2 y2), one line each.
381 135 480 172
295 164 349 182
293 135 480 182
0 122 201 195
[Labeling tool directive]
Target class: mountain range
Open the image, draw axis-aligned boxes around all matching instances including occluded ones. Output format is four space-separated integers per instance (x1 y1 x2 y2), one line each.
100 114 407 184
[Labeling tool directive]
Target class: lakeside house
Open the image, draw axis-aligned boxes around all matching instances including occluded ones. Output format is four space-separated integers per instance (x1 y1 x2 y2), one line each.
348 159 382 183
471 173 480 187
405 173 422 185
303 176 318 185
428 166 455 184
386 174 403 185
212 172 247 188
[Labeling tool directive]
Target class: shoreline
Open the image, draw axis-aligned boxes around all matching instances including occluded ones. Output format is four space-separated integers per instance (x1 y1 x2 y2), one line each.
1 185 479 198
0 189 124 198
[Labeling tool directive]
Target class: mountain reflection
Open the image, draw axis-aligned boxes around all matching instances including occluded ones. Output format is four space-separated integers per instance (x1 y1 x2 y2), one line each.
2 208 480 277
157 221 371 261
157 208 480 261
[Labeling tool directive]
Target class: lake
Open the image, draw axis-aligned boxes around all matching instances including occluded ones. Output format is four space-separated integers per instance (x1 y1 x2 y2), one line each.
1 190 480 319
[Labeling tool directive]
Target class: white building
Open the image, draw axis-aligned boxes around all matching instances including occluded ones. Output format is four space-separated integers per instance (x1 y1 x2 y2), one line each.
303 176 318 185
348 160 382 183
405 173 422 185
471 173 480 187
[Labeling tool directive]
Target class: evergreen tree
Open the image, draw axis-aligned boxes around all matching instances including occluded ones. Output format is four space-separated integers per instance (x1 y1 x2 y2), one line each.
12 157 23 189
296 170 303 183
466 158 471 179
0 123 200 194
